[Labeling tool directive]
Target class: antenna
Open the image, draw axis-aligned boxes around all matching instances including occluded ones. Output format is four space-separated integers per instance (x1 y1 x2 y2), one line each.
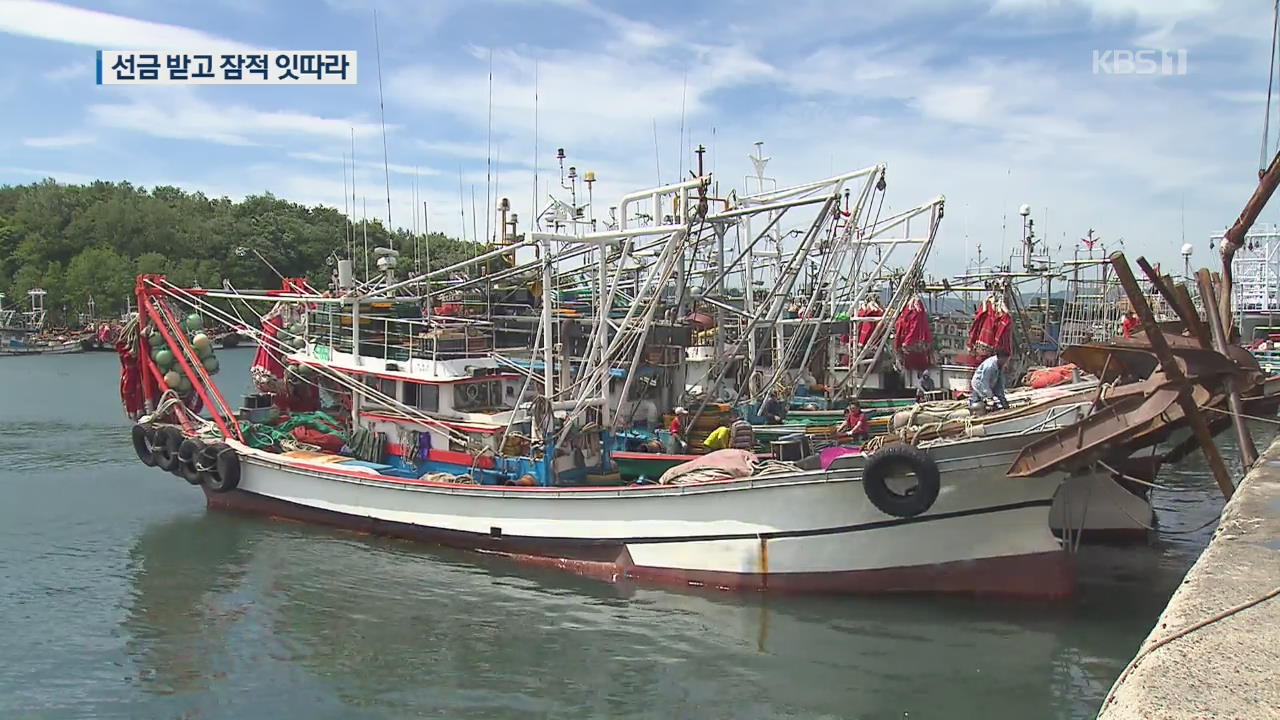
652 118 661 186
373 9 393 240
677 70 687 183
350 126 355 257
424 200 432 320
471 184 479 248
350 128 358 263
532 61 538 234
458 166 466 242
342 151 351 259
413 166 421 273
485 48 494 246
1181 193 1186 247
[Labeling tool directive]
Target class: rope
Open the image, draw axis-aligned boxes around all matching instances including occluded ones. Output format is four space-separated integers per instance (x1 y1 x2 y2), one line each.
1201 404 1280 426
754 459 804 476
1096 460 1174 491
1102 585 1280 711
1094 461 1234 535
1263 0 1280 173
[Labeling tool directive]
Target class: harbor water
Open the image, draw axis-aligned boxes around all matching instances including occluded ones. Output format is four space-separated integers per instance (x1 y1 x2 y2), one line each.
0 351 1269 719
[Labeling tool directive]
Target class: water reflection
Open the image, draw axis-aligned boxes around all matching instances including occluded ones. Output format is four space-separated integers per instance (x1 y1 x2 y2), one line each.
123 509 1193 719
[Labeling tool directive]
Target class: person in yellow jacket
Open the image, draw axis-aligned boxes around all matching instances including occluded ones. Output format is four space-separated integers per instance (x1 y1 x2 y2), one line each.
703 424 732 450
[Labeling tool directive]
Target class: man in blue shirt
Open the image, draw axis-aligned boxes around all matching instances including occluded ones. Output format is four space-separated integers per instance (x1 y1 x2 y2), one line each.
969 350 1010 415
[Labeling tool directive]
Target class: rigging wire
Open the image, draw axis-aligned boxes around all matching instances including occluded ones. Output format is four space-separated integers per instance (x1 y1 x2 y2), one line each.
1262 0 1280 174
485 48 494 246
373 9 394 239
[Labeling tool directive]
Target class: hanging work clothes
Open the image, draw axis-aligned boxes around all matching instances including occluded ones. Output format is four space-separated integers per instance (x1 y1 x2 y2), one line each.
857 303 883 346
893 297 934 371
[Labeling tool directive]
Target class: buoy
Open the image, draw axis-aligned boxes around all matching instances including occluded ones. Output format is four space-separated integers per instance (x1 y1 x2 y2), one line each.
147 329 164 347
164 370 183 389
191 332 213 356
184 313 203 331
202 355 220 374
288 322 304 336
176 374 192 392
152 348 174 368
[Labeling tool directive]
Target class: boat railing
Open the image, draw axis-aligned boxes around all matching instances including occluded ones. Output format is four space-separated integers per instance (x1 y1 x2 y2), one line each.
309 309 496 362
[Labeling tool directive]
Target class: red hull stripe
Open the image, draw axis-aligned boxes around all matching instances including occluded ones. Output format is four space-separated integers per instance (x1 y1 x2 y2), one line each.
205 488 1073 598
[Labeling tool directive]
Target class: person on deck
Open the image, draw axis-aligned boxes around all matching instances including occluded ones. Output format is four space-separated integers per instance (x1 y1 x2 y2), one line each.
668 407 689 453
1120 310 1141 338
761 391 787 425
838 401 869 442
704 424 731 450
969 350 1010 416
729 412 756 450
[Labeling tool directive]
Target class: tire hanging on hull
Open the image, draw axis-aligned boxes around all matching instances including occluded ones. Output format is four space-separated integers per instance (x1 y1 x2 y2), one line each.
862 444 941 518
153 426 184 474
177 437 205 485
131 424 158 467
197 443 240 493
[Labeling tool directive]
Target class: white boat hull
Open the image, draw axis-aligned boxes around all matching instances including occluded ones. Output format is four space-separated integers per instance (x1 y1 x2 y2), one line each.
200 438 1076 598
1049 472 1153 541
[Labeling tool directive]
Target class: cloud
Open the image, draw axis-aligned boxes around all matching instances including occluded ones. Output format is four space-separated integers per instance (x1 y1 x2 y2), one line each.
990 0 1263 47
87 90 385 146
388 0 775 159
0 165 98 185
0 0 258 51
23 134 95 148
43 60 91 82
287 151 441 178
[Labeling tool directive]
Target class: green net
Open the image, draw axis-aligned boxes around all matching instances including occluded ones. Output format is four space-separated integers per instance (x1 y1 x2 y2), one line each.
238 411 349 450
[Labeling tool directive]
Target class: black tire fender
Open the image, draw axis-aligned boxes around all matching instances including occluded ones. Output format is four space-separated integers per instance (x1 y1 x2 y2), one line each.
199 443 240 493
132 424 157 467
153 426 184 474
862 444 941 518
177 437 205 485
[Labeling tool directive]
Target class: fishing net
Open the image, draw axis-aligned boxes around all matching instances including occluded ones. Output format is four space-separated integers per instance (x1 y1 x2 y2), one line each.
238 411 348 451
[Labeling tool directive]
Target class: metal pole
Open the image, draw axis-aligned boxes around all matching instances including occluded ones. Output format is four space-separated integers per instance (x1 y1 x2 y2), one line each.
1195 269 1259 467
1110 252 1237 499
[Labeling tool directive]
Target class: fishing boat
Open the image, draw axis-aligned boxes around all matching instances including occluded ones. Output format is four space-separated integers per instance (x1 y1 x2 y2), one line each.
0 291 87 356
117 163 1094 598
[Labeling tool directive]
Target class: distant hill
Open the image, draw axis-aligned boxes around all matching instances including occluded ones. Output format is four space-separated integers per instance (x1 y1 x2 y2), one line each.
0 179 479 323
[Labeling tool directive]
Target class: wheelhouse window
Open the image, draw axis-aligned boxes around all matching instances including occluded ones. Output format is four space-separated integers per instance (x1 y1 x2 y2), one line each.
417 384 440 412
453 380 501 412
360 374 397 409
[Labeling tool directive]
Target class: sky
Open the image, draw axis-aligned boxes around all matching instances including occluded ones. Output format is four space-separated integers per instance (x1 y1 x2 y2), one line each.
0 0 1278 275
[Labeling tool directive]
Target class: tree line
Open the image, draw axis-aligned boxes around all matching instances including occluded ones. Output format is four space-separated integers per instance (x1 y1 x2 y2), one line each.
0 179 482 325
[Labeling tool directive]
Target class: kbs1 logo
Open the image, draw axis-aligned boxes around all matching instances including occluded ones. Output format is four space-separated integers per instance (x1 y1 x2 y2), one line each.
1092 49 1188 76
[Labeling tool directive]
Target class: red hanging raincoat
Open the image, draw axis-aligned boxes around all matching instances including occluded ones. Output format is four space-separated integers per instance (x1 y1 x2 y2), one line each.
116 339 143 419
966 299 992 361
893 297 934 371
857 303 883 346
991 308 1013 357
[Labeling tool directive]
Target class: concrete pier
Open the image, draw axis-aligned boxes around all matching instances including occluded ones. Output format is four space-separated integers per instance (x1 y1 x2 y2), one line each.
1098 438 1280 719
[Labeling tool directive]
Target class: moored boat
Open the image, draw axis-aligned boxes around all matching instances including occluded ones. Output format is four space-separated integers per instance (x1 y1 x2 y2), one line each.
117 165 1088 599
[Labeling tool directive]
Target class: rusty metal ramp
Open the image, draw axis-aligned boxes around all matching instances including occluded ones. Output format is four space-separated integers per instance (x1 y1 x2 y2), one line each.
1006 380 1183 478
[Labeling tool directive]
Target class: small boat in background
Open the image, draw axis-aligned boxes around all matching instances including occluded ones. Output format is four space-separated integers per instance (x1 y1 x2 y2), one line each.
0 288 89 356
